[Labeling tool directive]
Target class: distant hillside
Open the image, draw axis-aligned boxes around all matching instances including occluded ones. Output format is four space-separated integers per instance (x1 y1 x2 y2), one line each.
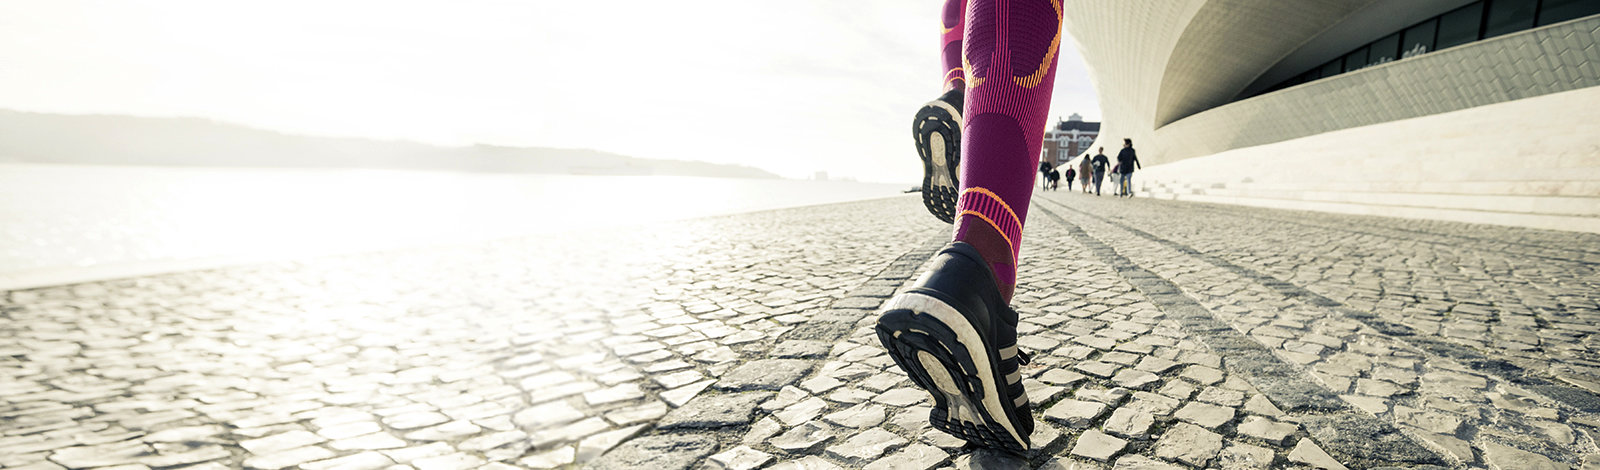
0 110 779 179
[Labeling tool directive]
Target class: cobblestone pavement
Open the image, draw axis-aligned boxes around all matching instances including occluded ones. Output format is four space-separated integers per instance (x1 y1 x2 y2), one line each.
4 194 1600 469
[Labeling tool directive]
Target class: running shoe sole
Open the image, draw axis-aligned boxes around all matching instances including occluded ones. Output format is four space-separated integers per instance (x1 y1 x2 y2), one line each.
913 99 961 224
875 292 1030 454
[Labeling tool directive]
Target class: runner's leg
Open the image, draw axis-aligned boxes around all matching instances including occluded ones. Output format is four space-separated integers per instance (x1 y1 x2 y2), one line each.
952 0 1065 301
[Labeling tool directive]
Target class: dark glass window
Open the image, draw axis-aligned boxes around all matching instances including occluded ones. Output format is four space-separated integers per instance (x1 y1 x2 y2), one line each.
1401 19 1438 58
1437 2 1485 49
1537 0 1600 26
1343 46 1369 72
1320 60 1341 78
1369 33 1401 65
1484 0 1537 38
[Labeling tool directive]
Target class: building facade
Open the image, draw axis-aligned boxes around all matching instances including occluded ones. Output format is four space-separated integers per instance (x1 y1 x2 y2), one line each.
1041 113 1099 169
1063 0 1600 233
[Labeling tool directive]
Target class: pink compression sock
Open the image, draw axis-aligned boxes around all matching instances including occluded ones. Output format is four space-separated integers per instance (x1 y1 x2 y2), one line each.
951 0 1064 302
941 0 968 90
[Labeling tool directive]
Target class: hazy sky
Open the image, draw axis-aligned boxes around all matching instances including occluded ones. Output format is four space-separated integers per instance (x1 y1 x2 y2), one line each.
0 1 1099 183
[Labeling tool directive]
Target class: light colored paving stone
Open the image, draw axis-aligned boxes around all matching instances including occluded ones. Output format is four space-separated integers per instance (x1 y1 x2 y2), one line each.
872 388 928 407
1216 442 1274 470
1111 454 1185 469
862 443 949 470
1070 430 1127 462
769 456 844 470
1037 457 1109 469
328 433 407 451
1179 366 1224 385
827 428 908 461
514 401 584 429
706 445 775 470
743 417 783 445
1126 392 1181 415
402 420 480 442
1403 426 1474 463
1157 380 1197 400
1242 394 1283 417
241 446 338 470
1174 401 1235 429
823 403 887 429
1112 370 1160 390
1153 422 1223 467
763 386 810 412
517 446 574 469
1235 416 1296 445
575 424 647 462
1481 441 1565 470
381 442 454 463
771 421 837 452
1075 361 1122 378
1039 369 1089 386
660 379 715 408
300 451 394 470
1287 439 1348 470
775 397 828 426
1044 400 1108 427
1134 356 1181 374
826 387 877 404
1102 407 1154 439
1075 387 1130 404
240 431 327 455
1338 394 1389 414
1195 387 1245 407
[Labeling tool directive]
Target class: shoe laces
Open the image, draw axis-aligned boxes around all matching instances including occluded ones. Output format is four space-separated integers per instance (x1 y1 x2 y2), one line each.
1017 350 1032 366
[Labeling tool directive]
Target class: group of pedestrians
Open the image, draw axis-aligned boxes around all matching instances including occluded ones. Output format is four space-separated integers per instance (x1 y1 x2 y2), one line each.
1042 139 1141 195
1077 138 1140 197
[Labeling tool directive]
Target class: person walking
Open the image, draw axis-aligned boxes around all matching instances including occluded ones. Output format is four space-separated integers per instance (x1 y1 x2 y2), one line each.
1116 138 1141 197
1112 161 1125 197
1063 165 1075 192
1090 148 1110 196
887 0 1065 454
1078 154 1092 193
1039 160 1054 190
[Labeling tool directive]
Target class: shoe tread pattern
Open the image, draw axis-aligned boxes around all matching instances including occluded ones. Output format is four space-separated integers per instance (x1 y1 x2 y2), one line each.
913 101 961 225
876 305 1030 454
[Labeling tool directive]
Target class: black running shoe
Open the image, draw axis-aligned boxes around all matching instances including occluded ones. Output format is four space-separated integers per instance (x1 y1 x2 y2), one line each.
912 88 963 224
875 242 1033 453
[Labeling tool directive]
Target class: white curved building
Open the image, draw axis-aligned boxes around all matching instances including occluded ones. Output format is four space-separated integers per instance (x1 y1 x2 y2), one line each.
1061 0 1600 233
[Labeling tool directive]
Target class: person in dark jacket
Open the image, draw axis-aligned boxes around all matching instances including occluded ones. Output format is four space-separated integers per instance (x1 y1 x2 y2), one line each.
1039 160 1054 190
1063 166 1076 191
1090 149 1110 196
1116 138 1141 198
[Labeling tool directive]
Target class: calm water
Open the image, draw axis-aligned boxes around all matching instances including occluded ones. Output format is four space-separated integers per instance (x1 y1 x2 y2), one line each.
0 164 910 288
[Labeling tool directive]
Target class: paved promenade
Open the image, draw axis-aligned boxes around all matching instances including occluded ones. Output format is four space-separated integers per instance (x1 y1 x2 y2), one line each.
3 194 1598 470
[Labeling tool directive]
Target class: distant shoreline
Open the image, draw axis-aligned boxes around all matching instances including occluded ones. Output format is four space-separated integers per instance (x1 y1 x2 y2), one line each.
0 109 782 179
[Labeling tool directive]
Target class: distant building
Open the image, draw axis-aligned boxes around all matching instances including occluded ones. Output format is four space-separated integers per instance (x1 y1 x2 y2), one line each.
1040 113 1099 168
